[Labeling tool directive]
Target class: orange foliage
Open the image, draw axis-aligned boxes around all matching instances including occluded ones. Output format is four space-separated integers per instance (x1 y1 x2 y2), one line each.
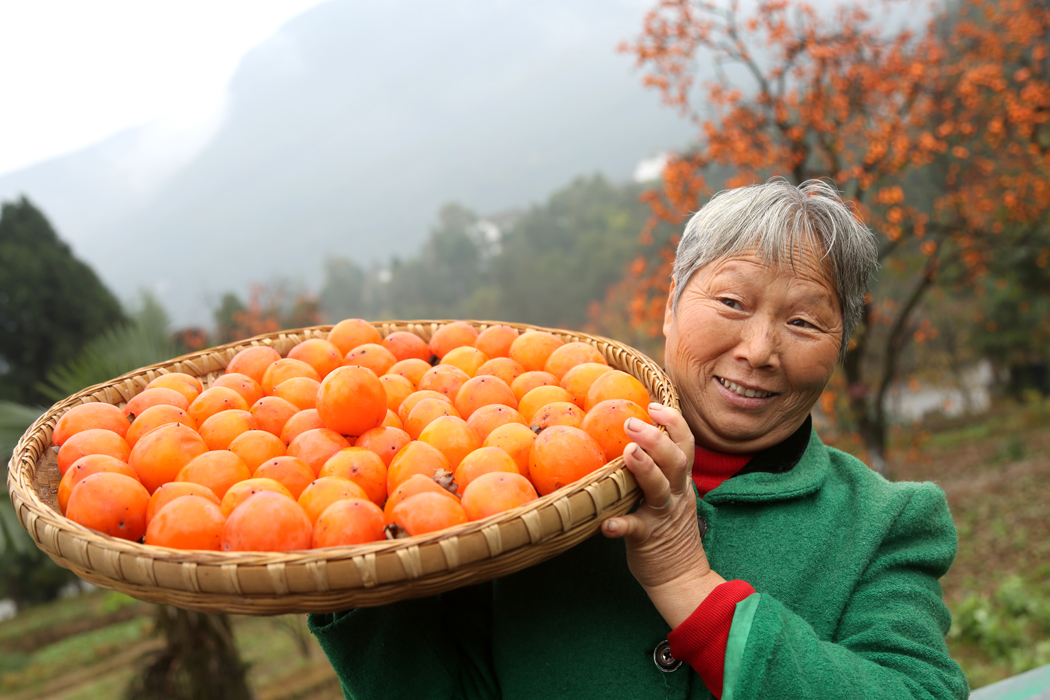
597 0 1049 464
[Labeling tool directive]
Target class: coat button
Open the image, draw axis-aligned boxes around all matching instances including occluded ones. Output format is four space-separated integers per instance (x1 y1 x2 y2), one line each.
653 639 682 673
697 514 707 540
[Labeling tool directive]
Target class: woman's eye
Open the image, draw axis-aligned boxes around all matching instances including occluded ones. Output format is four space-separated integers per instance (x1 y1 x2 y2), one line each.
789 319 815 329
720 298 742 310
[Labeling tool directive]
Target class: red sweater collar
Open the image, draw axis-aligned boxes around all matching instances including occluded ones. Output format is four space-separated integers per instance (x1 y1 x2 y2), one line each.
693 446 753 498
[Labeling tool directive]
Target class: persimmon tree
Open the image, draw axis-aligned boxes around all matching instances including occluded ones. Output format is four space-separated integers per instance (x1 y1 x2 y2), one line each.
607 0 1050 473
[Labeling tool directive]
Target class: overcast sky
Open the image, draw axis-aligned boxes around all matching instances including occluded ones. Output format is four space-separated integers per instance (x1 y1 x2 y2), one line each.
0 0 328 177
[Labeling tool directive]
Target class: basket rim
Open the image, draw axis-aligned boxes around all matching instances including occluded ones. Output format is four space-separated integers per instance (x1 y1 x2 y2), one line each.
7 319 676 611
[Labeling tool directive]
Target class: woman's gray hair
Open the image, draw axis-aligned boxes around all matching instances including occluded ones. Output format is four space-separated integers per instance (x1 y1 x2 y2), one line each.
672 178 878 362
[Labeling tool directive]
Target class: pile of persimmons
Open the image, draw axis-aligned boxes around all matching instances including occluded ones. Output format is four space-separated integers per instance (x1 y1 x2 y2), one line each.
53 321 652 552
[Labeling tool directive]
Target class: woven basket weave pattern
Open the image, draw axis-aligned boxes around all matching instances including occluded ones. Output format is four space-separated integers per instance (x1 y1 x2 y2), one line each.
7 321 677 614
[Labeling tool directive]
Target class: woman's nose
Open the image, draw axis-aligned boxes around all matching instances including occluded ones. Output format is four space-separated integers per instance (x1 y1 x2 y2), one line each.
733 319 780 370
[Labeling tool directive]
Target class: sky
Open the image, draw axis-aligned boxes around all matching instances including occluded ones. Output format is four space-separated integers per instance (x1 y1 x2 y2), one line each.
0 0 329 177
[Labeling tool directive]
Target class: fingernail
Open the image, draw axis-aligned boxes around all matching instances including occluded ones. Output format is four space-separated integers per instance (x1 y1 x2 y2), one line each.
649 402 664 411
604 519 620 535
626 418 642 431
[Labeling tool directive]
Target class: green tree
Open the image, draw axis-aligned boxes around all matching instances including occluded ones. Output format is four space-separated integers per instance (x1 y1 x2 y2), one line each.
492 175 657 329
0 197 124 404
382 203 486 319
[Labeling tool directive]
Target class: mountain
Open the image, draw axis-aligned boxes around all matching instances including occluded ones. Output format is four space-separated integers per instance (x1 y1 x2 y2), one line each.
0 0 694 325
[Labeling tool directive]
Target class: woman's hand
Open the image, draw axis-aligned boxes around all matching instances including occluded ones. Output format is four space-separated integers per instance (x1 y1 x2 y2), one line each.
602 403 726 628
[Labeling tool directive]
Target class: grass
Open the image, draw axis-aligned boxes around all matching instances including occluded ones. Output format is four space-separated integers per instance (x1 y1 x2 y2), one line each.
884 395 1050 690
1 395 1046 696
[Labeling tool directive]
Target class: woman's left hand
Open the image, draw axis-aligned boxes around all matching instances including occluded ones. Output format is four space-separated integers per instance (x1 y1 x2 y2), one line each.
602 403 726 628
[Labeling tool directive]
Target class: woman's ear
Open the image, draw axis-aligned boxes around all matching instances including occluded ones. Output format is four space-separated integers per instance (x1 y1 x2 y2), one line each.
663 277 676 339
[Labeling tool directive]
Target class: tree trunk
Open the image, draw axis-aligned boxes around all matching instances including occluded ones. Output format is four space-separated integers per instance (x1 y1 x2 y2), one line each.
125 606 253 700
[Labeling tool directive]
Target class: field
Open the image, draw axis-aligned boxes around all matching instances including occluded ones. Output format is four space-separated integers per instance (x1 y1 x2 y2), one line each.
1 397 1047 697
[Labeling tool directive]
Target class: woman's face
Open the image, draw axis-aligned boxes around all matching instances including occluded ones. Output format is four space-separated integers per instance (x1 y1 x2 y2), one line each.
663 242 843 453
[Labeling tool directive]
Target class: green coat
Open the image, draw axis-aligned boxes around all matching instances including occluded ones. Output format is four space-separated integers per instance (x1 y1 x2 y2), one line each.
309 428 969 699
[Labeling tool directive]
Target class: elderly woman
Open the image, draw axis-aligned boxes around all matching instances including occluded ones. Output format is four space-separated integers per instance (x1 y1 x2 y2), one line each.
309 179 969 700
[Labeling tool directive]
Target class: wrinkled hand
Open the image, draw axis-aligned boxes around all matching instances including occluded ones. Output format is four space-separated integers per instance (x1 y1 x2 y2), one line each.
602 403 725 628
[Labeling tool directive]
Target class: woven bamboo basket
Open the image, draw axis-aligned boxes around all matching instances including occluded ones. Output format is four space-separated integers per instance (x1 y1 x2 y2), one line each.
7 320 677 615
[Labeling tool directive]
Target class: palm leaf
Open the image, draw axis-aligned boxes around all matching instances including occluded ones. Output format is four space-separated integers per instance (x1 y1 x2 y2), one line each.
1 401 43 555
39 293 179 402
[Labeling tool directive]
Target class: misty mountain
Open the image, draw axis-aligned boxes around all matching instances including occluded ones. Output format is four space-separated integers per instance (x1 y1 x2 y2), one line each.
0 0 694 326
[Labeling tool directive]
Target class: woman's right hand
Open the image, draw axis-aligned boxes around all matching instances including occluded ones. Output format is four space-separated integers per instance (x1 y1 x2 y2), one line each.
601 403 725 628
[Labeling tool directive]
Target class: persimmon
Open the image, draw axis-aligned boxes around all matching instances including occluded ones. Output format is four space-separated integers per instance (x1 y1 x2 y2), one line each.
211 373 265 407
298 476 370 524
383 474 460 520
354 426 411 467
417 416 480 470
288 428 352 476
529 401 585 431
253 456 315 499
287 338 343 379
529 426 606 496
389 492 468 536
220 478 294 517
279 408 325 445
261 358 320 395
145 373 203 404
544 342 607 380
417 364 470 399
582 399 654 462
454 375 518 419
188 387 249 426
225 345 281 385
379 373 415 413
57 429 130 476
250 396 299 437
475 324 519 359
460 472 538 521
387 441 450 493
440 347 488 377
316 366 387 438
273 376 322 411
429 321 479 359
147 482 220 524
466 404 526 442
58 454 139 514
66 472 150 541
584 370 651 411
125 404 196 449
509 331 564 372
397 390 453 424
197 409 256 451
517 385 575 423
228 429 286 474
382 410 404 429
382 331 432 362
475 357 525 387
318 447 388 506
222 491 312 552
328 318 382 356
128 423 208 493
483 423 537 481
453 446 519 491
146 495 226 550
386 358 432 387
176 450 251 499
344 343 397 376
53 403 129 446
561 363 614 408
510 371 559 402
404 398 461 440
313 499 387 547
123 387 189 421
